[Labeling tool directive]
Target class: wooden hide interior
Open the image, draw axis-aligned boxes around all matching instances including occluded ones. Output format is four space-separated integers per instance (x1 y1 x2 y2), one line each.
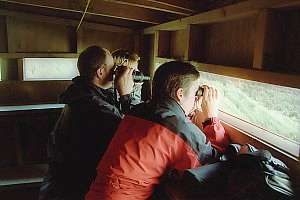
0 0 299 199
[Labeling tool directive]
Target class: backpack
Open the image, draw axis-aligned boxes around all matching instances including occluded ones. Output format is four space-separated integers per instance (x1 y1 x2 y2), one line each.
224 144 294 200
162 144 295 200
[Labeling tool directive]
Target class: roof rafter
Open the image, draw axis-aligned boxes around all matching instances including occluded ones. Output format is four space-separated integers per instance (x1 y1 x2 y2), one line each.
1 0 181 24
101 0 195 16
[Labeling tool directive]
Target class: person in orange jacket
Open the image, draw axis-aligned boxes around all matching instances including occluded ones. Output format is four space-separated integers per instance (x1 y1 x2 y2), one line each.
85 61 230 200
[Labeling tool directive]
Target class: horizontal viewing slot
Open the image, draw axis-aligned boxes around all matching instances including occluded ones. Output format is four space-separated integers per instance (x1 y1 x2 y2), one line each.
196 70 300 157
20 58 79 81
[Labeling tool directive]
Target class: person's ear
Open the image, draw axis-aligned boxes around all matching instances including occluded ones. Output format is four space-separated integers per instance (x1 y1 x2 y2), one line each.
176 88 184 102
96 65 105 79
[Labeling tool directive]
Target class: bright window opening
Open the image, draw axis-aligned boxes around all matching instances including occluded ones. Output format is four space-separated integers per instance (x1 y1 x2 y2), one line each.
199 71 300 145
22 58 79 81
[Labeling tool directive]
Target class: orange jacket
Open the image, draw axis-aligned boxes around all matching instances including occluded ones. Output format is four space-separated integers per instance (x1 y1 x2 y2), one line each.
86 99 229 200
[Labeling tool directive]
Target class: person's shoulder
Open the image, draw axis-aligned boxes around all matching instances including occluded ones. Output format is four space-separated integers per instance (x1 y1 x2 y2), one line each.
129 101 151 116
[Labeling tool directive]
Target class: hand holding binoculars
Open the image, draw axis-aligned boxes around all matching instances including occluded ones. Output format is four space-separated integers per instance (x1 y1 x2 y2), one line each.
114 65 150 83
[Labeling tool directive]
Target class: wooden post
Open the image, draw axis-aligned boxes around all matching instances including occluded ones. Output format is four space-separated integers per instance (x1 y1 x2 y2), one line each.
253 10 270 69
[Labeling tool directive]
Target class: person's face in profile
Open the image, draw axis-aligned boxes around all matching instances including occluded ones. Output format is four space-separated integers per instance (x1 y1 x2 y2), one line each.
179 79 200 115
102 51 115 83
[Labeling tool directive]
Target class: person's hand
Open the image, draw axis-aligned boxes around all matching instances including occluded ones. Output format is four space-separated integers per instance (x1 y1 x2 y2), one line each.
115 66 134 96
193 95 202 112
201 86 219 120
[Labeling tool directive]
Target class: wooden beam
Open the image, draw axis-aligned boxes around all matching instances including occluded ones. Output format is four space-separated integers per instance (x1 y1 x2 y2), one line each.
0 53 78 58
0 9 133 33
6 16 15 53
88 0 172 24
144 0 300 33
101 0 194 16
1 0 175 24
148 0 200 12
185 24 205 61
253 10 269 69
190 61 300 89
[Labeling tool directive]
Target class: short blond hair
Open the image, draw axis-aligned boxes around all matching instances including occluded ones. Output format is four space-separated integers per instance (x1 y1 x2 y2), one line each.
112 49 140 68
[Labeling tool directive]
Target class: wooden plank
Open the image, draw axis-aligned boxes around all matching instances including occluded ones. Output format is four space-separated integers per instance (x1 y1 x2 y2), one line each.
0 80 71 106
253 10 269 69
6 16 15 53
5 17 76 53
0 53 78 59
101 0 194 16
144 0 300 33
133 33 141 55
202 17 256 68
0 16 7 52
0 9 133 33
185 24 205 61
152 32 159 76
1 0 176 24
77 27 134 53
148 0 198 12
0 57 18 81
157 31 171 58
88 0 172 24
170 29 187 60
191 61 300 89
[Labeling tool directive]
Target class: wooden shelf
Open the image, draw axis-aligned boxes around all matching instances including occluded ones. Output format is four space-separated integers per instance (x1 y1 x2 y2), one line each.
0 164 47 187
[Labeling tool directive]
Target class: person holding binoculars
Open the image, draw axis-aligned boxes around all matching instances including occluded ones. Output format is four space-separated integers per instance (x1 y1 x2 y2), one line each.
39 46 140 200
86 61 230 200
112 49 149 107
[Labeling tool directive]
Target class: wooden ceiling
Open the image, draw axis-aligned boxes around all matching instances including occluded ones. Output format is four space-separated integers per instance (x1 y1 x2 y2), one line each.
0 0 244 29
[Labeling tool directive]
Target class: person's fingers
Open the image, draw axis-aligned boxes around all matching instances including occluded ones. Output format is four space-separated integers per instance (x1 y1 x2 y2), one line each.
128 67 134 76
211 87 216 100
197 96 203 102
203 85 209 99
215 88 219 100
207 86 212 100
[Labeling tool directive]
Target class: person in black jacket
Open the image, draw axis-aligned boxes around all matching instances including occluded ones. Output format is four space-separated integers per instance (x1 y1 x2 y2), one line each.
39 46 138 200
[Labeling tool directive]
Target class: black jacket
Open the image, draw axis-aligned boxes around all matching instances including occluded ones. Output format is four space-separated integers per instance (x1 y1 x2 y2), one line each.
39 76 138 200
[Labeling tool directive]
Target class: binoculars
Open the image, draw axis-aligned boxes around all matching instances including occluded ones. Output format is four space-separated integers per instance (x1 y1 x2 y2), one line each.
114 65 150 83
132 70 151 83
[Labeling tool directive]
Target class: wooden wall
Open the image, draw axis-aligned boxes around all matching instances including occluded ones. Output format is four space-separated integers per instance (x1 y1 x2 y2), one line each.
0 16 136 106
146 7 300 89
264 10 300 73
0 16 7 52
77 27 134 53
201 17 256 68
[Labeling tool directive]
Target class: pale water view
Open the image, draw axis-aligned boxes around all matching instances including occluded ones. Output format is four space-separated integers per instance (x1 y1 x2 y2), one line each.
199 71 300 143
